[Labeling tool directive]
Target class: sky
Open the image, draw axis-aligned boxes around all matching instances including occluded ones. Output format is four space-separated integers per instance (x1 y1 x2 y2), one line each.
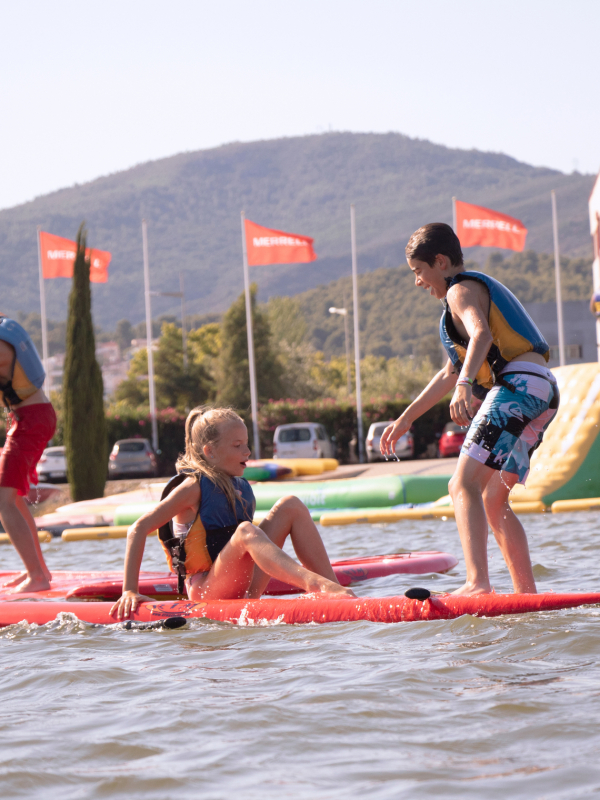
0 0 598 212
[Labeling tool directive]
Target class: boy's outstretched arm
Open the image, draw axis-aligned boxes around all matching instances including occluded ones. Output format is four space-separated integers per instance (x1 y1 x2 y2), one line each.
380 359 457 457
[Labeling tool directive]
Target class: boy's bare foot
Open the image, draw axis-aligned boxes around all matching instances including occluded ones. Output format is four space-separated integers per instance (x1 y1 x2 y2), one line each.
11 575 51 593
2 572 28 588
451 581 492 597
306 575 356 598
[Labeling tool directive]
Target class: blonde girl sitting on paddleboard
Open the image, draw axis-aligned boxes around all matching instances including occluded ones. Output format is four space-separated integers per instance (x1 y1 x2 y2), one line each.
111 406 354 620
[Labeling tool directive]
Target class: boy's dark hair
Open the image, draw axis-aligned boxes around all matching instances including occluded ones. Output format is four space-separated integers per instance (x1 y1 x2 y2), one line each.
405 223 464 268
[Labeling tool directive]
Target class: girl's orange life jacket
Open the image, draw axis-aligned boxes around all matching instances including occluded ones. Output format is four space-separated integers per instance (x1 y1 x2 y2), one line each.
158 472 255 594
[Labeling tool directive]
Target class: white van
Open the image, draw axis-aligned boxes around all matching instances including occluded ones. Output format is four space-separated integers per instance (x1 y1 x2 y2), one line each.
273 423 335 459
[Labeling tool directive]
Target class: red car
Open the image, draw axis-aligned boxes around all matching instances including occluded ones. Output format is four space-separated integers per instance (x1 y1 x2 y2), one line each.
437 422 467 458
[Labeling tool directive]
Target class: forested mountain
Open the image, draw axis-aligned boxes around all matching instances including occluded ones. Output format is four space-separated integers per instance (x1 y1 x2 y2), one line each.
0 132 594 327
288 250 593 362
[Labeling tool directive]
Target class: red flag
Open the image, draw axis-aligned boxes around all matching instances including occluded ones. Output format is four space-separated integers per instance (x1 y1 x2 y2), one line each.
39 231 111 283
245 219 316 266
455 201 527 252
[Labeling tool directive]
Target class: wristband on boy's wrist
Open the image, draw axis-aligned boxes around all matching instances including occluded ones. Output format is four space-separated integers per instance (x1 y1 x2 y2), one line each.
456 377 474 388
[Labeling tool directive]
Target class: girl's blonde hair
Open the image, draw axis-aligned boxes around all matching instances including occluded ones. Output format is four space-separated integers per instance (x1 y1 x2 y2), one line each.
176 405 250 516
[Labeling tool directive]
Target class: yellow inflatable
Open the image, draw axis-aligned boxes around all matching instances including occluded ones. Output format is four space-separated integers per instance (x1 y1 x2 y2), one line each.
509 362 600 505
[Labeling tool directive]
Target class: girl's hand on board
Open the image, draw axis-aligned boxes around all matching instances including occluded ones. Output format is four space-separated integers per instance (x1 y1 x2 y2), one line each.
110 590 155 621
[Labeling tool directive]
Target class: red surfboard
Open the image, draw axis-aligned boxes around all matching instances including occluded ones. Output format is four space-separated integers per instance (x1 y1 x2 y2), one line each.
0 592 599 628
60 551 458 600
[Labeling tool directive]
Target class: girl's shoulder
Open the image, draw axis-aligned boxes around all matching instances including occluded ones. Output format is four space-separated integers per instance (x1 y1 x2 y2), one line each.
176 474 201 497
233 476 255 496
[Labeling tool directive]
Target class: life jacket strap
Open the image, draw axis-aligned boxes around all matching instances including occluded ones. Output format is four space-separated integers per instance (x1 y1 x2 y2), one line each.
495 370 558 395
162 535 188 595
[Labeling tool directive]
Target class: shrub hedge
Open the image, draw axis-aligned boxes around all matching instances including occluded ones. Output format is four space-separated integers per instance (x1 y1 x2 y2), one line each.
0 398 451 468
256 397 451 460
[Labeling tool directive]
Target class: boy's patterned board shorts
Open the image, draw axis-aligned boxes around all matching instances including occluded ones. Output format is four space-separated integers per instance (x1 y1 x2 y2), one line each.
461 372 559 485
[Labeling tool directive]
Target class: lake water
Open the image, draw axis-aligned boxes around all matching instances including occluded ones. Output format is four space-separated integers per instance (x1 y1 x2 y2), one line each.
1 511 599 799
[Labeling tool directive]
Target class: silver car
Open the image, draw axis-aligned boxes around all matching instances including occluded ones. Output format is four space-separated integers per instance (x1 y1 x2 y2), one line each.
108 438 158 479
273 423 335 459
36 446 68 483
365 421 414 462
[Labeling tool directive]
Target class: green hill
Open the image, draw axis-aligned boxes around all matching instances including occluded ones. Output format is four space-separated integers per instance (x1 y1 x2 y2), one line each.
0 132 594 327
289 250 592 362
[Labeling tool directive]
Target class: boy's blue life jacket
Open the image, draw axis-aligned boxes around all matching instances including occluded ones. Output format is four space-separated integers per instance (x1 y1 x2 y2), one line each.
439 271 549 399
0 316 45 408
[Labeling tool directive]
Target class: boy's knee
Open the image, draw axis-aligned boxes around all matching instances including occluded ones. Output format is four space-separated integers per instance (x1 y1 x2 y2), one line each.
448 474 460 499
483 489 511 522
449 470 485 500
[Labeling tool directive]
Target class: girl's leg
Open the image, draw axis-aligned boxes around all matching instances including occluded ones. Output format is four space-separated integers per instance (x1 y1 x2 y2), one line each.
482 471 537 594
188 519 355 602
249 495 338 597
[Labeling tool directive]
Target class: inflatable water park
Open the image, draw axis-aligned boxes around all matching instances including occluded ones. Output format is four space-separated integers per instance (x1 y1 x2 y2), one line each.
2 362 600 627
25 361 600 538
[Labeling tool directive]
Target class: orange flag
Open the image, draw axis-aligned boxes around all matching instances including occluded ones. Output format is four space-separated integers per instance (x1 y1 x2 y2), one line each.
455 201 527 252
245 219 317 266
39 231 111 283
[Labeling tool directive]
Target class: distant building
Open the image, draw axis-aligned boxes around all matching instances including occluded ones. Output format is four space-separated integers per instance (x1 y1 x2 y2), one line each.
47 341 130 398
523 300 597 367
130 338 159 352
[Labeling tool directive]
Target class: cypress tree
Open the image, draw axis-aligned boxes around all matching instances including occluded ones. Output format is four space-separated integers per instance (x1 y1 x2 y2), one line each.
216 284 283 409
63 224 108 501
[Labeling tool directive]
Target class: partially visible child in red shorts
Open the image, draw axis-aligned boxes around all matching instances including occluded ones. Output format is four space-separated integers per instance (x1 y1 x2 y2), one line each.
0 315 56 593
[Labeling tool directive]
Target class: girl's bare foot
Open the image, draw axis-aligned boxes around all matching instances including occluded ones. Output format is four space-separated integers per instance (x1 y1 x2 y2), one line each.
11 575 51 593
451 581 492 597
2 572 28 588
305 575 356 598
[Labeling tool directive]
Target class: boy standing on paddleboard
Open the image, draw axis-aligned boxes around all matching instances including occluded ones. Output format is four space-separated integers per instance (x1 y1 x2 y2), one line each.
0 316 55 593
380 223 559 596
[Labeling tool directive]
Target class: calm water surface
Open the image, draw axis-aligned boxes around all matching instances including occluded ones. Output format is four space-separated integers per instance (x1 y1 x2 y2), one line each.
1 511 599 799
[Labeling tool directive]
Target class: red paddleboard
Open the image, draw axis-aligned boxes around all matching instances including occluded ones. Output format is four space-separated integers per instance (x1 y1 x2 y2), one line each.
61 551 458 601
0 592 599 628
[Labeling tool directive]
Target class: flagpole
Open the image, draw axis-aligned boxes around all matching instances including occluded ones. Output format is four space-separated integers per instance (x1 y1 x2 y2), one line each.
343 287 352 396
240 210 261 459
36 227 51 394
551 191 566 367
142 219 159 453
350 204 365 463
452 197 457 232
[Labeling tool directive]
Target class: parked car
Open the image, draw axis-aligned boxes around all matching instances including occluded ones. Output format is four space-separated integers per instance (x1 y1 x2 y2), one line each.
365 422 414 462
108 438 158 478
36 446 68 483
437 422 467 458
273 423 335 459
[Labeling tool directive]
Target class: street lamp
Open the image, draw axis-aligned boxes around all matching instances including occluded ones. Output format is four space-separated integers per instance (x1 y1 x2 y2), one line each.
329 305 351 396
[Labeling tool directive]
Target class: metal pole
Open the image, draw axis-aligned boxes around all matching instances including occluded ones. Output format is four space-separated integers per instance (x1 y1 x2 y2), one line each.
593 216 600 363
36 227 51 394
350 204 365 463
142 219 159 452
342 288 351 396
452 196 457 232
179 272 187 371
240 210 260 459
551 191 566 367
